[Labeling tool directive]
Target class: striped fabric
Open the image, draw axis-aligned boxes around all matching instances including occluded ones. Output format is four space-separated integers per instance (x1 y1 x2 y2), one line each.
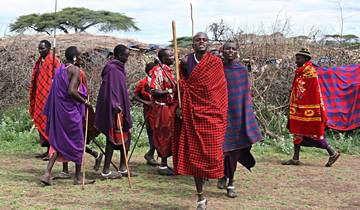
223 64 262 152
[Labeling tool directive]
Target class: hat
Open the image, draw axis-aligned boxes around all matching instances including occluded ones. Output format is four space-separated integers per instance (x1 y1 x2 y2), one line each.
295 48 311 59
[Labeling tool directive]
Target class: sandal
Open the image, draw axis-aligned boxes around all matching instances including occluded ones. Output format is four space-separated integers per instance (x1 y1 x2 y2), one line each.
281 159 302 165
35 152 48 159
74 178 95 185
52 172 71 180
196 198 207 210
159 166 174 176
119 170 138 177
144 153 159 166
40 175 52 186
325 152 340 167
226 186 237 198
101 171 122 180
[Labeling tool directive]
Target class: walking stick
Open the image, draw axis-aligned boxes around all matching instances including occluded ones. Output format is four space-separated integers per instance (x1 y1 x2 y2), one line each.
128 119 146 163
52 0 57 77
117 113 132 188
81 96 90 189
172 21 182 109
190 3 194 37
92 140 119 171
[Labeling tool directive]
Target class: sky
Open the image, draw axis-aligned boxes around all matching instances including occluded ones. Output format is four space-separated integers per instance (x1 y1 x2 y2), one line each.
0 0 359 44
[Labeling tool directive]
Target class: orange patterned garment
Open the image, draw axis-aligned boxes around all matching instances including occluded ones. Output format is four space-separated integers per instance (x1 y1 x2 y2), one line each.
288 61 327 138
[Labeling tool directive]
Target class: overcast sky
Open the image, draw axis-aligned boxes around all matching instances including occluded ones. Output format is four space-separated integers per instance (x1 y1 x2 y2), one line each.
0 0 359 44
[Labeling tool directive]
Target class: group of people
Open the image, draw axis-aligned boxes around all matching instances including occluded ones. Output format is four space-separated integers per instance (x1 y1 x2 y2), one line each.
29 32 340 210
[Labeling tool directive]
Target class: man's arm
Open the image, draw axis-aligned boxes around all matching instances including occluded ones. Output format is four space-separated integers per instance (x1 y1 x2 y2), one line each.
133 93 152 106
150 89 172 97
67 65 88 105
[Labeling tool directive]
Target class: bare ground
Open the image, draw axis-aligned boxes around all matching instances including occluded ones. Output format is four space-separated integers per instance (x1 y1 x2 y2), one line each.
0 151 359 210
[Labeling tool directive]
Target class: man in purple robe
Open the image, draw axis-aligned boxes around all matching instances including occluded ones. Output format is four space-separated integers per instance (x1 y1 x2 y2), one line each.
217 42 263 198
95 44 133 179
40 46 95 186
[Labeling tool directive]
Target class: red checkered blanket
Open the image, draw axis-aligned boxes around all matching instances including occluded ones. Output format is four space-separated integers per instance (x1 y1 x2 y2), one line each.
172 53 228 179
29 54 60 141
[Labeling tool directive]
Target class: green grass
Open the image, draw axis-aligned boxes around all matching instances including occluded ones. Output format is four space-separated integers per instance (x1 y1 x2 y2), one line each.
1 105 359 156
0 106 359 209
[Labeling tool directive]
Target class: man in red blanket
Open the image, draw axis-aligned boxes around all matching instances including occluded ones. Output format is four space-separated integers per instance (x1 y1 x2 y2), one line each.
282 48 340 167
29 40 60 160
149 48 177 176
173 32 228 210
133 62 159 166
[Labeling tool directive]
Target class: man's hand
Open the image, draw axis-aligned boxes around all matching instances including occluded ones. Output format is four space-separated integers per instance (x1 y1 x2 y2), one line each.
85 100 92 108
176 107 182 118
112 106 123 115
144 100 152 106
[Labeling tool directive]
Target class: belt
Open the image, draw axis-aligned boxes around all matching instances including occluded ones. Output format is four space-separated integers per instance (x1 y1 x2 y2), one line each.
155 101 166 106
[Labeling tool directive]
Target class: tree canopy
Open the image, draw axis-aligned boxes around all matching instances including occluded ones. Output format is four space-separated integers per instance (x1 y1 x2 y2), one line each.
168 36 193 48
10 7 139 35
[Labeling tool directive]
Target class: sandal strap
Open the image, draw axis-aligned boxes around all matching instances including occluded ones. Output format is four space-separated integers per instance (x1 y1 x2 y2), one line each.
227 186 235 190
197 198 207 205
101 171 112 177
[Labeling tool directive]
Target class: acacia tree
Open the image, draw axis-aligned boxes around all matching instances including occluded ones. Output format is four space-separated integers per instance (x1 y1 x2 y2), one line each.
10 7 139 35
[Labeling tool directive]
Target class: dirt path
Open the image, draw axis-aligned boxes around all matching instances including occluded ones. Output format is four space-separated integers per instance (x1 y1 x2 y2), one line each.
0 152 359 210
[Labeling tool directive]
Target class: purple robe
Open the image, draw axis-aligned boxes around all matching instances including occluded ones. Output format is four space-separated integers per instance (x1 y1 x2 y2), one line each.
223 63 263 152
43 64 87 165
94 59 132 147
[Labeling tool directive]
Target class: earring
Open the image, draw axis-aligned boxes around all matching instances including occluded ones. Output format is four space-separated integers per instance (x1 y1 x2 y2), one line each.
73 57 77 62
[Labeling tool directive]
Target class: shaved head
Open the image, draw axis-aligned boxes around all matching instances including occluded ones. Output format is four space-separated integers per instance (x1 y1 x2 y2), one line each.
193 32 208 42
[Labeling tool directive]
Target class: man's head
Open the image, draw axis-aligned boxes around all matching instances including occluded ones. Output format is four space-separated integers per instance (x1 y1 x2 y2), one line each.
192 32 209 53
223 42 238 62
295 48 311 67
65 46 81 65
145 62 156 76
158 48 174 66
114 44 130 63
38 40 51 59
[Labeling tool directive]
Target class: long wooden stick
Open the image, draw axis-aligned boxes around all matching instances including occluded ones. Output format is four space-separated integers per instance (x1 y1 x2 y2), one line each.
190 3 194 37
52 0 57 76
81 96 90 189
172 21 182 109
117 113 132 188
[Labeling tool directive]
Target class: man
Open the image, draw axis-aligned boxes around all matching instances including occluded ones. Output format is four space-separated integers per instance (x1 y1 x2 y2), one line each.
282 48 340 166
29 40 60 160
217 42 263 198
172 32 228 210
95 44 133 179
133 62 159 166
40 46 95 185
149 49 177 176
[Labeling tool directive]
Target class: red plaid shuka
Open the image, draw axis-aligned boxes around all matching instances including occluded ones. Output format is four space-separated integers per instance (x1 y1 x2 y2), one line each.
149 64 177 158
172 53 228 179
29 54 60 142
288 61 327 138
133 76 153 124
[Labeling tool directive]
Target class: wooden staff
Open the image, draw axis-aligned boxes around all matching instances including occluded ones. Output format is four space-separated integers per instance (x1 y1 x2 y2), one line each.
52 0 57 76
81 96 90 189
172 21 182 109
190 3 194 37
117 113 132 188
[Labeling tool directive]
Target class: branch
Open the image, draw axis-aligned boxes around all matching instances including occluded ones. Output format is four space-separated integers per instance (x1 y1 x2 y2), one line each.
80 22 99 32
